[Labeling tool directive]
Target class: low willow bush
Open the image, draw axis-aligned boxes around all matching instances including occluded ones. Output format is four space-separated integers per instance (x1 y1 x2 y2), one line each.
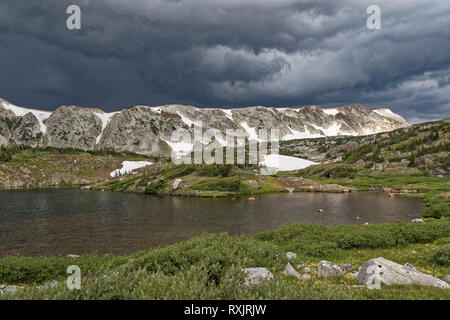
122 233 285 283
430 245 450 266
8 266 359 300
257 219 450 258
191 176 241 192
0 255 126 284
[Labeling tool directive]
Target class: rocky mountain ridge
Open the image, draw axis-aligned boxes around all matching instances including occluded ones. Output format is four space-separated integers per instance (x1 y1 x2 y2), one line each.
0 98 409 156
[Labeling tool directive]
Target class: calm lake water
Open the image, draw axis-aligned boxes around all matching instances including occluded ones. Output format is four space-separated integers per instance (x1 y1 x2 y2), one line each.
0 189 424 257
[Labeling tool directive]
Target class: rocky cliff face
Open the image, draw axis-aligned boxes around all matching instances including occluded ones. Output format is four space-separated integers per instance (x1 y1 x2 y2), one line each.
0 98 409 156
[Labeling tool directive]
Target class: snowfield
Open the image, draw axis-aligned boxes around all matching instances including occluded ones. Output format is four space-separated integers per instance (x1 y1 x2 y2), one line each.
110 161 153 177
259 154 317 171
323 108 340 116
1 102 51 133
94 112 118 144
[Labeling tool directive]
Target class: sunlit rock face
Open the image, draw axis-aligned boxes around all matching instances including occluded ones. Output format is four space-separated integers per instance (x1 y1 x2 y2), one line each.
0 98 409 156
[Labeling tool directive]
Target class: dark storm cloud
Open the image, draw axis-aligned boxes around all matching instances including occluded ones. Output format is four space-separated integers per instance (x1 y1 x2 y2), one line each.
0 0 449 123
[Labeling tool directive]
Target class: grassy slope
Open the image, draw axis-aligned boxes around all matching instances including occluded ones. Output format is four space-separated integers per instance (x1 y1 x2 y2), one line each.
0 219 449 300
0 147 153 188
280 118 449 173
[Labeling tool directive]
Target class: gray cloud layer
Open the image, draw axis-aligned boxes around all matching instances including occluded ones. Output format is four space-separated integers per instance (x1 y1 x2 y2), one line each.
0 0 449 123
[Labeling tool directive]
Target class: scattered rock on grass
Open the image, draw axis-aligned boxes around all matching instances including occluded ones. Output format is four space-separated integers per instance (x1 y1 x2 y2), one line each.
172 178 182 190
242 268 273 286
317 261 344 278
300 274 311 281
0 285 18 295
39 280 59 290
302 267 313 274
286 252 297 260
339 264 354 272
283 263 300 279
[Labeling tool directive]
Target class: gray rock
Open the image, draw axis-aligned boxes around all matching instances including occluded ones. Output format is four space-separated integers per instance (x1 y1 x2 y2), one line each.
317 261 344 278
404 263 416 270
411 218 424 223
286 252 297 260
66 254 80 258
349 271 359 278
242 267 274 286
302 267 313 274
300 274 311 281
1 285 18 295
339 263 355 272
172 178 182 189
443 275 450 285
40 280 59 290
45 105 103 150
357 257 450 289
283 263 300 279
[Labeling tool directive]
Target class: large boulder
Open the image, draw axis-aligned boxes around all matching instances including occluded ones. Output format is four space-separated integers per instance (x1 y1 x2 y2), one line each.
241 267 274 286
357 257 450 289
317 261 344 278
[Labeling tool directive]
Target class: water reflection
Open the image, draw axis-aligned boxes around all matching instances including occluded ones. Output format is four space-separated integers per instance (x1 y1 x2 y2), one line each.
0 189 424 256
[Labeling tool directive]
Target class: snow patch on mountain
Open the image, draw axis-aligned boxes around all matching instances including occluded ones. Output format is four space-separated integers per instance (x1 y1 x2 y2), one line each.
221 109 233 120
94 112 118 144
240 121 260 141
110 161 153 177
177 111 200 127
282 126 322 140
374 108 408 124
259 154 317 171
310 123 342 136
323 108 339 116
1 101 51 133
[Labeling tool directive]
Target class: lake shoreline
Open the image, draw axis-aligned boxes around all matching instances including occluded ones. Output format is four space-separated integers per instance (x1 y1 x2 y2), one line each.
1 217 448 299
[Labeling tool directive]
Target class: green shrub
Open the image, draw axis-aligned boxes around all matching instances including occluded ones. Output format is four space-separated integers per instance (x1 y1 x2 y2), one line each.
0 255 125 284
423 201 450 218
0 149 12 162
196 164 232 177
144 178 166 194
430 245 450 266
257 219 450 256
191 176 241 192
319 165 359 179
162 165 196 180
122 233 284 282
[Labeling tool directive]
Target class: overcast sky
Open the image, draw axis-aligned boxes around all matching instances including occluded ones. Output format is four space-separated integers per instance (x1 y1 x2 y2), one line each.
0 0 449 123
